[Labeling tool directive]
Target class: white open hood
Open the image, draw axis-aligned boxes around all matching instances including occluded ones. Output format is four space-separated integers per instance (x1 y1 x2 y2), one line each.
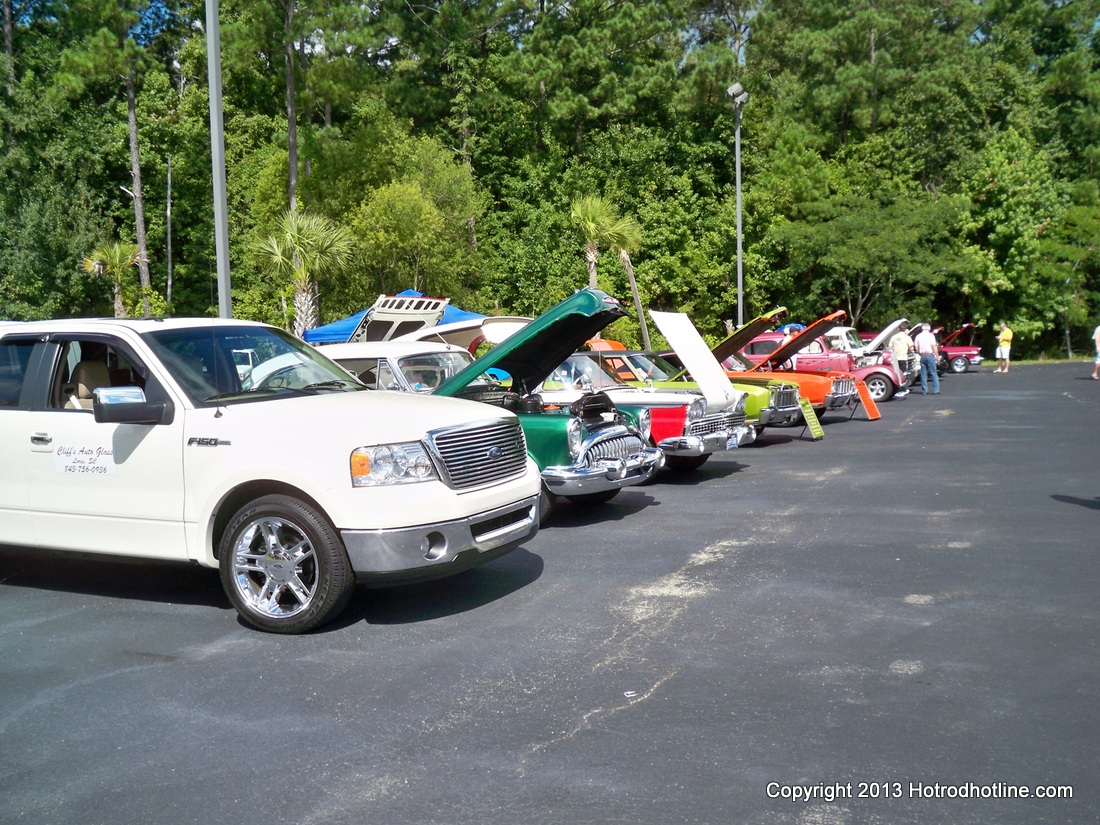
395 316 532 352
649 310 741 410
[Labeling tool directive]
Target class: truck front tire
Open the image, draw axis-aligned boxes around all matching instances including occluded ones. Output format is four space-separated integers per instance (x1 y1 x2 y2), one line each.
219 494 355 634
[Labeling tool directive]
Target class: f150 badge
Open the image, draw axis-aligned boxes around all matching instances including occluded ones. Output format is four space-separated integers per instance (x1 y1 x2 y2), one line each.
188 437 232 447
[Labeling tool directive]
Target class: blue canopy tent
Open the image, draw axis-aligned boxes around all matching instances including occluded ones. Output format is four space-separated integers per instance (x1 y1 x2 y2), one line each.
303 290 485 344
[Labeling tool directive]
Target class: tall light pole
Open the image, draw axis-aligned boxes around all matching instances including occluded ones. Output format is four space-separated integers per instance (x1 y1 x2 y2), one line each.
206 0 232 318
728 82 749 327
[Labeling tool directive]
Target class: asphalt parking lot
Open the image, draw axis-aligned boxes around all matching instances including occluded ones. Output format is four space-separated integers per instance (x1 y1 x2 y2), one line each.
2 361 1098 825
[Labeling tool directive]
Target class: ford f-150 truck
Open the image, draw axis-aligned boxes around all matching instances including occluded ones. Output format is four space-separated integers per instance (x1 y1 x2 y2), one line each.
0 318 541 633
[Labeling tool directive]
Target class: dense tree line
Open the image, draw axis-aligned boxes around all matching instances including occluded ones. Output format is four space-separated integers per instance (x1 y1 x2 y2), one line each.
1 0 1098 357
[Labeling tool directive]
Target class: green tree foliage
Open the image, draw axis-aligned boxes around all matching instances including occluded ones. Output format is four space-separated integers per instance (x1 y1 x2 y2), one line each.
0 0 1096 357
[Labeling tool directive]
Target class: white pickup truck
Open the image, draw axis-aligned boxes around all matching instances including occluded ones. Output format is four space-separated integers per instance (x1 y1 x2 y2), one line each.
0 318 541 633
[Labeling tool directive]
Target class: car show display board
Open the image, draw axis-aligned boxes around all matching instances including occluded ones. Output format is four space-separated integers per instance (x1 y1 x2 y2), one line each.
799 397 825 440
854 380 881 420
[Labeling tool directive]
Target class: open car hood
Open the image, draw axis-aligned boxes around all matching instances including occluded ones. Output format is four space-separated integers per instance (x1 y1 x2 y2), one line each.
865 318 909 352
757 310 847 369
394 315 532 353
649 311 742 409
711 308 788 368
345 293 449 342
434 289 628 397
939 323 972 347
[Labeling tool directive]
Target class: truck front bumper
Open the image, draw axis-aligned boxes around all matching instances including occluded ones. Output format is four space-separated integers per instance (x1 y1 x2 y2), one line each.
542 446 665 496
342 494 540 583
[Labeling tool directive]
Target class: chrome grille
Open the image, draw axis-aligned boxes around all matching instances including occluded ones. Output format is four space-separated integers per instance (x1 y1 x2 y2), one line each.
582 433 645 466
689 410 744 436
771 385 799 408
426 418 528 490
832 378 855 396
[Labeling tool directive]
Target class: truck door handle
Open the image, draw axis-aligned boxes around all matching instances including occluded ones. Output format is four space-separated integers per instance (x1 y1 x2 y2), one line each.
31 433 52 445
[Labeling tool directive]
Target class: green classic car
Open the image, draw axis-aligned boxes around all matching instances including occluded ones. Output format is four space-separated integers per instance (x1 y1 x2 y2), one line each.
323 289 665 519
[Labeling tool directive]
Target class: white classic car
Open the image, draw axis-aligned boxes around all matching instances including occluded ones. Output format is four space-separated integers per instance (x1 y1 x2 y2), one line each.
0 318 541 633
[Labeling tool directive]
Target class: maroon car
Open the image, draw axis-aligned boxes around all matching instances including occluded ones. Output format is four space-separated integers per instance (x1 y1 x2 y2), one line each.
938 324 984 373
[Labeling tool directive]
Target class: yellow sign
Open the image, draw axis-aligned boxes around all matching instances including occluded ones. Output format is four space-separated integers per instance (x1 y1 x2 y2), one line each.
799 398 825 440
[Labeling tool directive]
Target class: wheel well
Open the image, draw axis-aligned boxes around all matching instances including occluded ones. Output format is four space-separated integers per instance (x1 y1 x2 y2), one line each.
211 481 327 560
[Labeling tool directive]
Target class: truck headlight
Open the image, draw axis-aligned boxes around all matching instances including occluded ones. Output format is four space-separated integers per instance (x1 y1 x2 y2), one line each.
350 442 438 487
567 416 584 459
687 396 707 423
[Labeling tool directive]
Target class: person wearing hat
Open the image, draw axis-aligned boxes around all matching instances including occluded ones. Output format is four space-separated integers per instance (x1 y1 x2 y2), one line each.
913 323 940 395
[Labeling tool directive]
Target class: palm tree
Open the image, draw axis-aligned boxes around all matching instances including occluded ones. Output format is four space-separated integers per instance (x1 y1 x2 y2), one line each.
254 210 354 337
569 195 649 347
82 242 139 318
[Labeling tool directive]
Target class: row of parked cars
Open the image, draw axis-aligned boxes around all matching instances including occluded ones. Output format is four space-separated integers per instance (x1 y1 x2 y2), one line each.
0 292 979 634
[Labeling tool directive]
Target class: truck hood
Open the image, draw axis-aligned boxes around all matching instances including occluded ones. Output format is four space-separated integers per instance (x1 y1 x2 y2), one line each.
756 310 847 370
649 310 743 410
435 289 628 397
210 387 514 447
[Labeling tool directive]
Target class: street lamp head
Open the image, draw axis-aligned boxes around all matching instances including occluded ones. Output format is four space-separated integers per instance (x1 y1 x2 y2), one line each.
727 82 749 108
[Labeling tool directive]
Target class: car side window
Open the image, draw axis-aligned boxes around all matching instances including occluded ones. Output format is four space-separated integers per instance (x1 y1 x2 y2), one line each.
49 338 152 411
0 339 35 407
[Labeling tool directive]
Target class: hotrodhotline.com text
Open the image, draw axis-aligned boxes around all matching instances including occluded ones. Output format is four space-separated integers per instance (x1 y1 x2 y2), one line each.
766 782 1074 803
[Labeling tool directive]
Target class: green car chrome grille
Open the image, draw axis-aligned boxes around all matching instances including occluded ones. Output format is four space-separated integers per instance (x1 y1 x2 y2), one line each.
583 433 646 466
427 418 528 490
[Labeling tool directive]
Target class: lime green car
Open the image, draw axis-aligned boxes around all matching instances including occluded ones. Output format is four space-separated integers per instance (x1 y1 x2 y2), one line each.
582 348 802 432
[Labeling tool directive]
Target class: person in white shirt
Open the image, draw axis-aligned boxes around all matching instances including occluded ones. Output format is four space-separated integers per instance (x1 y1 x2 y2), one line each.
913 323 940 395
1092 323 1100 380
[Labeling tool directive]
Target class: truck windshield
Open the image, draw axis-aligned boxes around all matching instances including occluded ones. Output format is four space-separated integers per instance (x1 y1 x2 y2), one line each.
143 325 365 405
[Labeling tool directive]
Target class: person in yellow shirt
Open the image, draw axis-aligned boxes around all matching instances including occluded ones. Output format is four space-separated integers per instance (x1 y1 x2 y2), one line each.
994 321 1013 373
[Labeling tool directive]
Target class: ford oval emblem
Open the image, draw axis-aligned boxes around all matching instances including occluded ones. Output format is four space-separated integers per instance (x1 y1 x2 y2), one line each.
487 446 503 459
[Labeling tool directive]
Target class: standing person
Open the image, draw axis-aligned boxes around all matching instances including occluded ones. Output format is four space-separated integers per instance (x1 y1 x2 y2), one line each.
994 321 1013 373
913 323 940 395
1092 321 1100 380
890 322 915 391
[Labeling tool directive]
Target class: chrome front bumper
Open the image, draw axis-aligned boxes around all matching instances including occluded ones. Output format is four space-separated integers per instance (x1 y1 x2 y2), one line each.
341 495 540 583
823 391 858 410
542 446 665 496
657 423 755 456
758 403 803 426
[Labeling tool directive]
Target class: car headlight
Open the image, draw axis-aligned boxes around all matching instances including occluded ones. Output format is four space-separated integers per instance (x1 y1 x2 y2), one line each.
636 407 651 442
350 442 438 487
734 393 747 414
687 396 707 423
567 416 584 459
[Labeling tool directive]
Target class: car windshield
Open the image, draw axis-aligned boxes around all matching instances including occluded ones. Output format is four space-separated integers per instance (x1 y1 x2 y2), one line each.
542 354 627 391
826 329 863 351
143 324 364 405
622 352 684 381
398 351 474 392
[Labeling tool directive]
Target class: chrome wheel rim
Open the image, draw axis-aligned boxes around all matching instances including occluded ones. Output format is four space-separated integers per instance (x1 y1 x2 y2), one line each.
230 516 319 620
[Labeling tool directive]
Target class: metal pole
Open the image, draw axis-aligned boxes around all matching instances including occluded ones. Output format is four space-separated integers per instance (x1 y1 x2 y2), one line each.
728 83 748 328
734 111 744 327
205 0 232 318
